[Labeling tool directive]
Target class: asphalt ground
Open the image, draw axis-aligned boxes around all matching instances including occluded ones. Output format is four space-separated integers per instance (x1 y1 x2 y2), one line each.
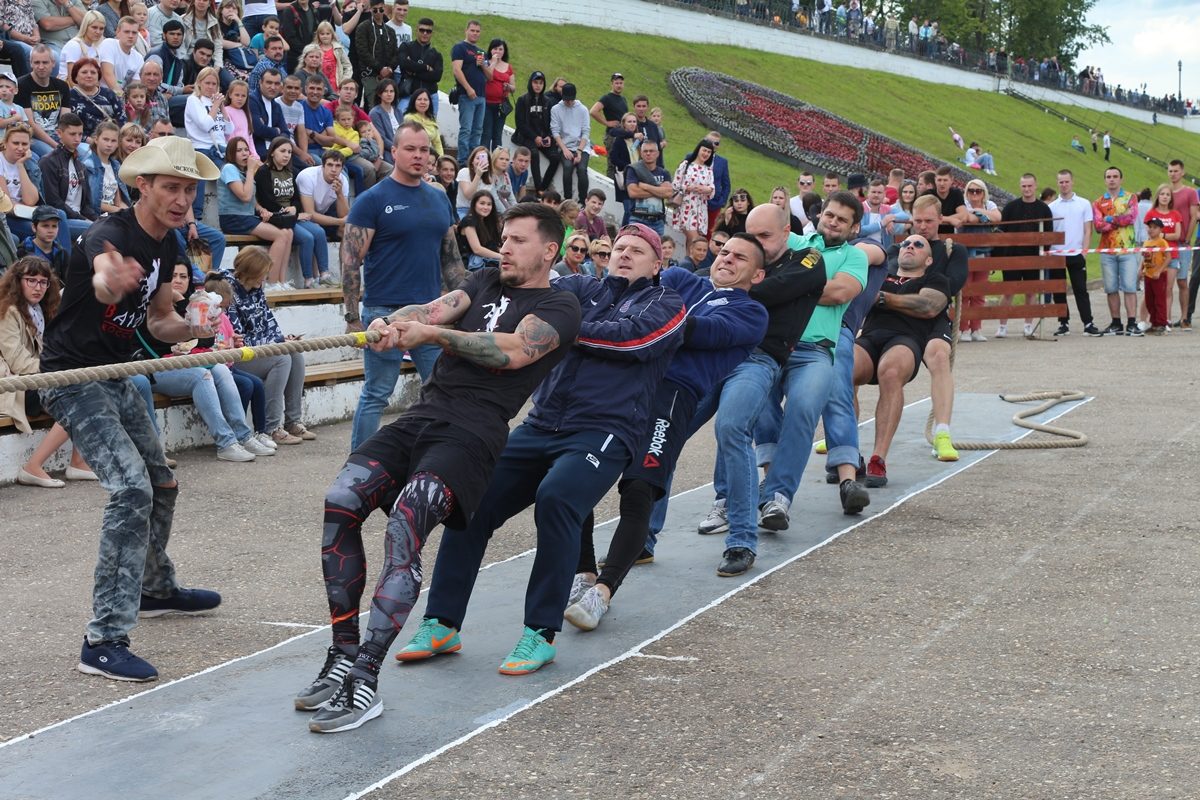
1 287 1196 798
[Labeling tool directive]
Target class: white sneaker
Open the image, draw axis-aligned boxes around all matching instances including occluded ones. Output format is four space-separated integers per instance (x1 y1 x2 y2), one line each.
240 436 276 457
697 499 728 535
254 431 278 450
1023 322 1035 338
995 324 1007 338
567 572 596 606
1136 320 1151 332
217 443 256 462
970 330 987 342
564 586 609 631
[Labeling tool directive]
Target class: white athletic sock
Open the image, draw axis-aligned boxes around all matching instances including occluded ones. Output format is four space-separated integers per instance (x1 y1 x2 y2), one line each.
934 424 950 436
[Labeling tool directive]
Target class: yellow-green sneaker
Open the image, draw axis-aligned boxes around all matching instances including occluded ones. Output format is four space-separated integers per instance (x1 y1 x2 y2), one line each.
498 627 556 676
395 618 461 662
814 439 827 454
934 431 959 462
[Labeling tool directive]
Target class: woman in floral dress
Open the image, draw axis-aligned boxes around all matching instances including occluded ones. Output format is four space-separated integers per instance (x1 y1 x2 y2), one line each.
671 138 716 247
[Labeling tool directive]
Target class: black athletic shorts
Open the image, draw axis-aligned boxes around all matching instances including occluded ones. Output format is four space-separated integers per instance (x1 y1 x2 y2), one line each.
927 313 954 347
855 329 923 385
355 415 496 529
620 380 698 499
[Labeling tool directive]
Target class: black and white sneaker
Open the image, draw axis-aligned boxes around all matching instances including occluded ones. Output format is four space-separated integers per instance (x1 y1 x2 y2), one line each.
757 493 790 531
1083 323 1103 336
1053 323 1069 336
294 645 355 711
1102 320 1124 336
308 674 382 733
1126 321 1144 337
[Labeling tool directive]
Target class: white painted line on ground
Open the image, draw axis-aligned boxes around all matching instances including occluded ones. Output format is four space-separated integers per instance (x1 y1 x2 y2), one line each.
632 654 699 662
254 621 325 630
340 397 1090 800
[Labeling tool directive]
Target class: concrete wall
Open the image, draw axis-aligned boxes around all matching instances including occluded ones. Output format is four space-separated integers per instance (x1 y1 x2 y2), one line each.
417 0 1196 133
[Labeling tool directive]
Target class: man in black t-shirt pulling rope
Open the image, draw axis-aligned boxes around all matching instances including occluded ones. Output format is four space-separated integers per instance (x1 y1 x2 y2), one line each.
853 234 950 489
37 137 224 684
298 203 582 734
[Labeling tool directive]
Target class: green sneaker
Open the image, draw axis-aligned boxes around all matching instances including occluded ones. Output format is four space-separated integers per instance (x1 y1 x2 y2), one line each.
498 627 556 676
933 431 959 462
394 618 462 662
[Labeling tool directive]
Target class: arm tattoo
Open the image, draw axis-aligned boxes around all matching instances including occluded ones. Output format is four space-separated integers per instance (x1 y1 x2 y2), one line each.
888 289 948 317
340 223 370 309
440 228 467 291
387 291 468 326
433 329 510 368
516 314 561 362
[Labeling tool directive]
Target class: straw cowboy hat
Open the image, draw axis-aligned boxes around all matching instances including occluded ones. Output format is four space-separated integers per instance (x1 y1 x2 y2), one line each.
118 136 220 184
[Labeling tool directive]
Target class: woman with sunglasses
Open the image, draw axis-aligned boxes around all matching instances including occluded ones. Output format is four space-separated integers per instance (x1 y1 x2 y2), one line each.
714 188 753 236
553 232 593 277
958 179 1000 342
584 237 612 276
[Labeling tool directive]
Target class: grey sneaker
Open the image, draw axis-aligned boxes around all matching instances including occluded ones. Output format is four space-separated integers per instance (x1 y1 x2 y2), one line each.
758 493 791 531
567 572 596 606
295 645 355 711
697 499 728 535
239 436 276 457
254 431 278 450
308 675 382 733
564 586 609 631
216 442 255 462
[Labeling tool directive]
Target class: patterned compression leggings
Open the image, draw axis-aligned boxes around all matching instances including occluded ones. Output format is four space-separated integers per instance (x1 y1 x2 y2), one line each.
321 454 455 677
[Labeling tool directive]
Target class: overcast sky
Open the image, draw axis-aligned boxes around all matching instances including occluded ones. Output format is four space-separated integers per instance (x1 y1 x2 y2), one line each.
1076 0 1199 100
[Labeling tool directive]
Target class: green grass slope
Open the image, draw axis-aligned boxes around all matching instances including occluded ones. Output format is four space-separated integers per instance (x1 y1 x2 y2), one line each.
423 8 1198 205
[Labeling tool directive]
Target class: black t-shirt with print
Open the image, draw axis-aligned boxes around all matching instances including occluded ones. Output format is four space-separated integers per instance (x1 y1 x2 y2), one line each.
16 75 71 135
862 270 951 342
41 208 178 372
404 267 582 455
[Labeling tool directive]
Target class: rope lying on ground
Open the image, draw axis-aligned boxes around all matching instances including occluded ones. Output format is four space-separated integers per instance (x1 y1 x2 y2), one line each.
0 331 381 395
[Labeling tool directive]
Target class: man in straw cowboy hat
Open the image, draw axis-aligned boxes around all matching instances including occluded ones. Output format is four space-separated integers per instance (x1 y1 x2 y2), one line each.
38 136 224 683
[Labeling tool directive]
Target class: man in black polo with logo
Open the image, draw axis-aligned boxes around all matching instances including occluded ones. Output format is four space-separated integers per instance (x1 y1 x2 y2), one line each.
590 72 627 184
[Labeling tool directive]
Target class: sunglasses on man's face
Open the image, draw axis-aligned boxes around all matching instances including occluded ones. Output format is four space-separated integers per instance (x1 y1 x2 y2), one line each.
567 245 588 254
418 27 433 33
900 239 927 250
799 180 813 186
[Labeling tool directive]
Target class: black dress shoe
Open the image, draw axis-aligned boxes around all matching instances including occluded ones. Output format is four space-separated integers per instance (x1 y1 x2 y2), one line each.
839 479 870 515
717 547 755 577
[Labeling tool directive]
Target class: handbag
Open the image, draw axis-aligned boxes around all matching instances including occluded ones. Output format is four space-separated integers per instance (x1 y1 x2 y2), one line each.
269 212 297 229
497 98 513 118
448 85 461 106
397 75 416 97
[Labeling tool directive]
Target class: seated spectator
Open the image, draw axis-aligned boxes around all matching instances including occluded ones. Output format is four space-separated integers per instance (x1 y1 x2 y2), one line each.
312 21 352 92
322 79 369 124
35 0 86 61
58 11 108 82
248 67 287 157
123 80 152 128
17 45 73 162
454 145 491 219
1070 135 1085 154
0 74 23 138
369 78 403 159
553 231 593 277
133 260 274 462
296 148 350 239
455 190 501 272
487 146 516 214
508 145 531 197
557 199 580 243
294 44 335 101
68 58 126 141
130 3 152 57
223 245 312 445
218 0 256 82
181 0 222 66
569 189 604 243
97 0 130 38
659 235 678 270
16 206 68 283
117 119 146 161
431 155 458 216
0 257 96 488
330 102 387 193
217 135 294 288
85 120 131 217
248 16 283 55
186 37 233 93
714 188 752 235
183 65 231 216
355 117 387 171
677 236 710 273
98 15 145 96
401 88 442 157
147 20 188 96
137 58 172 120
222 78 253 143
584 236 612 276
255 136 333 288
40 112 97 241
1 124 76 255
964 141 996 175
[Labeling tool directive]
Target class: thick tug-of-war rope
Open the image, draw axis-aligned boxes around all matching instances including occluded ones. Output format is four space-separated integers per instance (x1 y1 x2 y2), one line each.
922 294 1088 451
0 331 382 395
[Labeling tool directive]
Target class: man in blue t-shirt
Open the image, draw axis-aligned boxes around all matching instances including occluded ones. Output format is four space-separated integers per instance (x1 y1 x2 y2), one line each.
342 122 466 450
450 19 487 154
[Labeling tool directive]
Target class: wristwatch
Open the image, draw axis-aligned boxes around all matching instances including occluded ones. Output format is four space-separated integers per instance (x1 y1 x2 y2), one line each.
344 311 360 322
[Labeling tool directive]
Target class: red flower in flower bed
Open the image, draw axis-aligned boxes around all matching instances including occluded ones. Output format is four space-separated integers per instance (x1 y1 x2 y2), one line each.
668 67 1012 204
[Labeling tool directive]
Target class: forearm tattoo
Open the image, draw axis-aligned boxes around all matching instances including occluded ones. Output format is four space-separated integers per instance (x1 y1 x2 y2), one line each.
440 228 467 291
340 223 370 309
434 329 510 368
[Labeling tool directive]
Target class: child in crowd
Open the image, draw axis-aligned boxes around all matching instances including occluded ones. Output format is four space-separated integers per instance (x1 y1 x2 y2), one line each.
250 16 284 55
558 199 580 251
202 271 275 450
650 107 667 153
332 104 386 192
660 235 678 269
0 75 23 143
1141 217 1171 334
354 118 387 176
224 80 253 144
16 207 68 283
123 81 152 129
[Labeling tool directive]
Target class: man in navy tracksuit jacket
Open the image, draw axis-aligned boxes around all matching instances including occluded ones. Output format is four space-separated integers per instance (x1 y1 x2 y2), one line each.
564 233 770 631
416 223 685 674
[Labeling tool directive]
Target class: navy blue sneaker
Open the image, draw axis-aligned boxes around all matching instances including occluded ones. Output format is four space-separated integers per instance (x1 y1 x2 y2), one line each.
139 588 222 618
78 638 158 682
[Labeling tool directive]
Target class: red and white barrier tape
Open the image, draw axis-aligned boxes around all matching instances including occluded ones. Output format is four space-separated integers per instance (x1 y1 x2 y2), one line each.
1050 244 1200 256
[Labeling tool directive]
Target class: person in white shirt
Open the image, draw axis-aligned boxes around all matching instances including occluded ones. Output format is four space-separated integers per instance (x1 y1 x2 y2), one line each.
386 0 412 45
183 66 231 217
1049 168 1099 336
296 150 350 237
98 17 145 96
788 170 814 231
147 0 185 48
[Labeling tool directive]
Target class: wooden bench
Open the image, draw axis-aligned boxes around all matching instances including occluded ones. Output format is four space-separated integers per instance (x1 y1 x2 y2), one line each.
0 357 414 433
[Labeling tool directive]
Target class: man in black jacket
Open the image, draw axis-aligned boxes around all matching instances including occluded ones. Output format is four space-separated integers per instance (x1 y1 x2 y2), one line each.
512 71 559 194
354 0 397 105
279 0 318 73
38 112 95 247
397 18 443 115
248 68 288 158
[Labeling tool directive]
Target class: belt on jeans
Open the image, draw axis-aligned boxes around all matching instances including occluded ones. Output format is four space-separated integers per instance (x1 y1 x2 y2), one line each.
632 214 664 222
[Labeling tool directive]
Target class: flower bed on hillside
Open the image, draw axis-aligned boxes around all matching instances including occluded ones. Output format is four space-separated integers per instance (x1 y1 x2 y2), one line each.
668 67 1012 204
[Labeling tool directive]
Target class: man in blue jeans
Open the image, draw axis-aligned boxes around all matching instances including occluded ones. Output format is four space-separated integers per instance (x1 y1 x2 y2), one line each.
400 223 685 676
450 19 487 154
342 122 465 450
38 137 223 683
703 196 867 577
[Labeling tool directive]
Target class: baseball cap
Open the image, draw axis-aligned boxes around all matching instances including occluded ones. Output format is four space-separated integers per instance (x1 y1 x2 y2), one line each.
119 136 220 184
847 173 868 191
31 205 59 223
617 223 662 261
560 83 577 101
530 70 545 82
611 72 624 81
